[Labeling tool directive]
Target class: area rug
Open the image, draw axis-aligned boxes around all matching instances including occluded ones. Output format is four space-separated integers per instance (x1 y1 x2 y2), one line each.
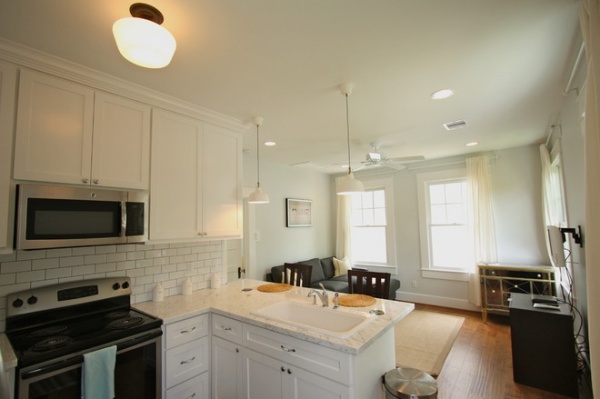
395 310 464 377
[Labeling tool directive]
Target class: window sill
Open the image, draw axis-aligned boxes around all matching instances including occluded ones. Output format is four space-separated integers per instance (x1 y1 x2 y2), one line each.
421 269 470 282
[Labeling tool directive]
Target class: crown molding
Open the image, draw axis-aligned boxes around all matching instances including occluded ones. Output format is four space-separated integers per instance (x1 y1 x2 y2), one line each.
0 38 248 133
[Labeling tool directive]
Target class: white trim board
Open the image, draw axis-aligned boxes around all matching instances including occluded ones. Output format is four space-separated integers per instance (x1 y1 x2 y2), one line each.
395 291 480 312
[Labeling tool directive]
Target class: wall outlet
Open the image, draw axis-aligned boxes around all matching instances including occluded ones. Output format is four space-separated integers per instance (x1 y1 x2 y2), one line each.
411 280 417 288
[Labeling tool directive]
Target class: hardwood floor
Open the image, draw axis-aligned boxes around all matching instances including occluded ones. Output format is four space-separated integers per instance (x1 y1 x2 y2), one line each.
414 304 591 399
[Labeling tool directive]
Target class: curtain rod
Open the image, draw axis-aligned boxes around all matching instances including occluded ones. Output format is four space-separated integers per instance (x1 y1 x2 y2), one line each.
564 43 585 96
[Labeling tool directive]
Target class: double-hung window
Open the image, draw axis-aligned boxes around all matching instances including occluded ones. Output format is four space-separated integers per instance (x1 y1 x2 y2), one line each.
417 168 473 280
350 176 396 267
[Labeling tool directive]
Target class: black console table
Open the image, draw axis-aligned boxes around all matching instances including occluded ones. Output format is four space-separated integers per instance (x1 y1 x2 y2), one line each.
509 293 578 397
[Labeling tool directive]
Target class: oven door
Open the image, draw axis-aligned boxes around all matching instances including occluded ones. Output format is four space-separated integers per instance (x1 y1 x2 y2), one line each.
17 330 161 399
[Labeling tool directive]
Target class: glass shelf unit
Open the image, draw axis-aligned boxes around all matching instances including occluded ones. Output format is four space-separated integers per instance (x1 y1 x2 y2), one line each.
478 263 556 322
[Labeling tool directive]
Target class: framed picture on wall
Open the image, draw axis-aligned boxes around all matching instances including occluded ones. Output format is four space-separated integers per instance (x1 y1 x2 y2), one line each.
286 198 312 227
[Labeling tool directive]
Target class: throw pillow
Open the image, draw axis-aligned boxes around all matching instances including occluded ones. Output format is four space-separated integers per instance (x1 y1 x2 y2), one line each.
333 257 352 277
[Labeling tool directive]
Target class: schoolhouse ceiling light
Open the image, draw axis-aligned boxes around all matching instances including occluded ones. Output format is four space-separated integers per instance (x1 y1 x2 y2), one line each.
113 3 177 69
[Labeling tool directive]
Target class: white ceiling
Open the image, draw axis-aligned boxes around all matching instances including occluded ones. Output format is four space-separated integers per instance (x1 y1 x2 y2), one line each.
0 0 582 174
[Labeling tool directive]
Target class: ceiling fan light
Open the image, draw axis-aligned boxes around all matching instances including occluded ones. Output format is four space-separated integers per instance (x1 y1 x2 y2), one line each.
113 15 176 68
337 172 364 195
248 186 270 204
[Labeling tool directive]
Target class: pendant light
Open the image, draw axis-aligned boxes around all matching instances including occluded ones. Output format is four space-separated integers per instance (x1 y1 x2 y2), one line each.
248 117 270 204
336 83 364 195
113 3 177 69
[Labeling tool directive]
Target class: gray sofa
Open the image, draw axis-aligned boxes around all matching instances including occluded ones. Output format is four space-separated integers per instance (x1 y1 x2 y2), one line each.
266 256 400 300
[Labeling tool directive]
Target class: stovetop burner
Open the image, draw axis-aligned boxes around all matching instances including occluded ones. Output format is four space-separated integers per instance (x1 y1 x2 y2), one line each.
5 278 163 368
31 336 73 352
107 316 144 330
28 325 69 339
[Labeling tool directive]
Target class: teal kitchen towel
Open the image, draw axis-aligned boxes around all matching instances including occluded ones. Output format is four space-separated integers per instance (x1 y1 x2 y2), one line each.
82 345 117 399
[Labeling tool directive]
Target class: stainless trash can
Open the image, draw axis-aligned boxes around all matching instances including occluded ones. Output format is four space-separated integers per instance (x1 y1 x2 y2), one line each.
383 367 438 399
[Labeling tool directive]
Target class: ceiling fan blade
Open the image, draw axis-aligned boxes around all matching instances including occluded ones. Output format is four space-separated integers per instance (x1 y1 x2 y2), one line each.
388 155 425 163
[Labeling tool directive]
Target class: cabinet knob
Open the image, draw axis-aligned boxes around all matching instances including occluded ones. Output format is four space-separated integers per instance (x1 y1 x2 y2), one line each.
93 179 100 184
236 348 239 353
287 368 292 374
82 178 89 183
281 366 285 372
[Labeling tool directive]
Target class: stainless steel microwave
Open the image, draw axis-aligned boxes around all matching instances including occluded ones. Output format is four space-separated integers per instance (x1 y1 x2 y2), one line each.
16 184 148 250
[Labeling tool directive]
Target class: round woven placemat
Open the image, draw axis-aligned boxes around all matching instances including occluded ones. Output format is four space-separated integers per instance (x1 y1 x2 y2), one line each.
256 283 293 293
338 294 376 307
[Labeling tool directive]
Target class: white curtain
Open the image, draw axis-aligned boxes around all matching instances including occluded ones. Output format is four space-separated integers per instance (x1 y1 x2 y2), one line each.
466 156 498 306
581 0 600 391
335 191 352 260
540 143 566 230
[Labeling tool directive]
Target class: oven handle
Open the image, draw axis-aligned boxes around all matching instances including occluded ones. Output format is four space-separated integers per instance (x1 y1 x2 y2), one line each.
21 329 163 380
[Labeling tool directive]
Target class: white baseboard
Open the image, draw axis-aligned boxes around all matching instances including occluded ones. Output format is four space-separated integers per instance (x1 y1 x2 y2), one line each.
395 290 480 312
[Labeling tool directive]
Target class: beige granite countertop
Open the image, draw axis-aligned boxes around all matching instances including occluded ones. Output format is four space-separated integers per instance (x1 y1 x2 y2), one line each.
0 333 17 370
0 279 414 373
134 279 414 355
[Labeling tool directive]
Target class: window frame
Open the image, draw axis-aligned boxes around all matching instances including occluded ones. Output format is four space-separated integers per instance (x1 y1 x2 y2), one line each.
350 176 397 269
416 168 471 281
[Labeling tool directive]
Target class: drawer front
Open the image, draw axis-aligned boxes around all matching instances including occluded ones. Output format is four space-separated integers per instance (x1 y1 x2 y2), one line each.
166 372 209 399
166 313 208 349
212 313 243 345
243 323 351 385
166 336 209 388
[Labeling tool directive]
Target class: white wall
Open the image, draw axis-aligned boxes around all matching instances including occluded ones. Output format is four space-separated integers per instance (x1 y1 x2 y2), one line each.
558 89 588 325
363 146 550 310
244 144 550 310
243 156 335 280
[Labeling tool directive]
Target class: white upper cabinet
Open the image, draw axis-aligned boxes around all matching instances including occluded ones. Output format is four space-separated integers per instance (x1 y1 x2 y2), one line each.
0 61 17 253
150 109 242 241
91 91 150 189
14 69 150 189
202 123 243 237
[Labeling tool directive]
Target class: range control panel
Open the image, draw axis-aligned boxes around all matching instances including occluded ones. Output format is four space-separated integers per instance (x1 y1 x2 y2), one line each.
7 277 132 317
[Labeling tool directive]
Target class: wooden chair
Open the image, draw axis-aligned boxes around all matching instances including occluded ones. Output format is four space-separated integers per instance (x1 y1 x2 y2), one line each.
347 269 391 299
284 263 312 287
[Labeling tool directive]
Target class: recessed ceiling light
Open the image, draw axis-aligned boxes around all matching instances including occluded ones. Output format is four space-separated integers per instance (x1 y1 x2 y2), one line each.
264 141 276 147
466 141 479 147
431 89 454 100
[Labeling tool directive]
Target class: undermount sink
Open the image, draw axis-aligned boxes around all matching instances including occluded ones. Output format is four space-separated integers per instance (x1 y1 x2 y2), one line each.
251 301 375 338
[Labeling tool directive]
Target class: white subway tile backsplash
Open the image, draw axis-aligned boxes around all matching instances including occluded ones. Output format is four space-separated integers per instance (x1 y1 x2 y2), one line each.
32 258 60 270
0 240 223 333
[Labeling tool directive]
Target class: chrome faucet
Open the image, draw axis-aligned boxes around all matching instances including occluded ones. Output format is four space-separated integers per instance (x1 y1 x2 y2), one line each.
308 283 329 307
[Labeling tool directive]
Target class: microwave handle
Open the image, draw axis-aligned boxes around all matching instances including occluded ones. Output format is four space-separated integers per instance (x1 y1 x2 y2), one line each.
120 201 127 237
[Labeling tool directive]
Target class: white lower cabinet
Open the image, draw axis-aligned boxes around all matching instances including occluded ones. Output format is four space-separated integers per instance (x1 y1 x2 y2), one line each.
211 314 351 399
212 336 244 399
166 373 209 399
164 314 210 399
244 348 349 399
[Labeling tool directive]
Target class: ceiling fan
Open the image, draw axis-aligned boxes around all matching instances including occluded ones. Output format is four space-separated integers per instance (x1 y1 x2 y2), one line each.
355 141 425 171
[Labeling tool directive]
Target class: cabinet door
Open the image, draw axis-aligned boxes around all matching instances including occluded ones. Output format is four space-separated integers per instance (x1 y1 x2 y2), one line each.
243 348 284 399
150 109 203 240
202 123 242 238
285 366 350 399
14 69 94 184
0 61 17 252
212 336 243 399
92 91 150 189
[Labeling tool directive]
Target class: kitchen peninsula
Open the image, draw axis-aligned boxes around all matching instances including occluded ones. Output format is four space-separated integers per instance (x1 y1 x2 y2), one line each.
135 279 413 399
